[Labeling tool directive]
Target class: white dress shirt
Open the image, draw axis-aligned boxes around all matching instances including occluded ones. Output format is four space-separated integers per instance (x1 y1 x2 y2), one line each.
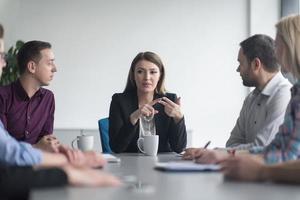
226 72 292 150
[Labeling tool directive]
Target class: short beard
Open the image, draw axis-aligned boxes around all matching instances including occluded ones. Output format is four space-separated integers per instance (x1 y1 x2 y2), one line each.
242 78 256 87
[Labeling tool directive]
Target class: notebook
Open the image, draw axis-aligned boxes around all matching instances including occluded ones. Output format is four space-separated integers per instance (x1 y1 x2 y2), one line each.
155 161 221 172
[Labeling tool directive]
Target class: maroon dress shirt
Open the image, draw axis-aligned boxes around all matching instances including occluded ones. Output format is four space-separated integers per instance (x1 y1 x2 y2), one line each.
0 80 55 144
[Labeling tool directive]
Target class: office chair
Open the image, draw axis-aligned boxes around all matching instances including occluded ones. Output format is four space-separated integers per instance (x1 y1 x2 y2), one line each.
98 118 113 153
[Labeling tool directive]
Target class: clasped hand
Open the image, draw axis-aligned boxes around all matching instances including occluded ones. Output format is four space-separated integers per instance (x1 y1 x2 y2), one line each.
34 135 60 153
130 97 183 125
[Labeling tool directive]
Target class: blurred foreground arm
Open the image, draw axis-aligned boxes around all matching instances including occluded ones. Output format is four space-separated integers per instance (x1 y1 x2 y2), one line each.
221 155 300 184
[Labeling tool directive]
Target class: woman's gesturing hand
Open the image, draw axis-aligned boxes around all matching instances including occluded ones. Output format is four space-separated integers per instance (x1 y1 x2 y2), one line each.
130 99 160 125
159 97 183 123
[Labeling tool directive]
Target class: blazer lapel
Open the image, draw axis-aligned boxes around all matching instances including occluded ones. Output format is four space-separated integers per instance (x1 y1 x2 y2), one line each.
153 93 165 137
125 91 139 116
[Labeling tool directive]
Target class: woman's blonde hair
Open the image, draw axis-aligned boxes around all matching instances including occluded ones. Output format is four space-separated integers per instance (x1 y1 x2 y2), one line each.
276 15 300 77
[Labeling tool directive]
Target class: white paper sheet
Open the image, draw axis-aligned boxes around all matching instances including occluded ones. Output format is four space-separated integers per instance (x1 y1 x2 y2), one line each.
155 161 221 171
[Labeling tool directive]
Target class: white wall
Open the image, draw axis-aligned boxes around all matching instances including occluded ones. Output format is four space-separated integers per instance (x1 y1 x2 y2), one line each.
250 0 280 37
0 0 20 46
0 0 280 148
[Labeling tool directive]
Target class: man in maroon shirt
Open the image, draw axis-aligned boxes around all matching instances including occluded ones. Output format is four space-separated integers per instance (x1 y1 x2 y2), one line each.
0 24 120 193
0 40 60 152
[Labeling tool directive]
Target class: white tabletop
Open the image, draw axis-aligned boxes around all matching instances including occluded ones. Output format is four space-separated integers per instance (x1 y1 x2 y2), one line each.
31 153 300 200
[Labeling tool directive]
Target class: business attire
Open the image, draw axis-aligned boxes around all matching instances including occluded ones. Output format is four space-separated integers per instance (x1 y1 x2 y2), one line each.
0 79 55 144
226 72 291 150
0 165 67 200
0 120 42 166
109 91 187 153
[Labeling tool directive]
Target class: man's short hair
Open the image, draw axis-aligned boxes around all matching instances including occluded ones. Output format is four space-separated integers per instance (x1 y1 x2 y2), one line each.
0 24 4 38
17 40 51 74
240 34 279 72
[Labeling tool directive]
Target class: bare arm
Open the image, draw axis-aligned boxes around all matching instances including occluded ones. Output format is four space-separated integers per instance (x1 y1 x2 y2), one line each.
263 161 300 184
37 145 106 168
37 152 68 167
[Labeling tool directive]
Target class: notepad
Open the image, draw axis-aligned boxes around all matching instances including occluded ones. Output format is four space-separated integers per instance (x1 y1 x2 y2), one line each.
155 161 221 172
103 154 121 163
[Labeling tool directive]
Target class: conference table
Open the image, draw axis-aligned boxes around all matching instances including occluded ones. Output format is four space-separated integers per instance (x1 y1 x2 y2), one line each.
31 153 300 200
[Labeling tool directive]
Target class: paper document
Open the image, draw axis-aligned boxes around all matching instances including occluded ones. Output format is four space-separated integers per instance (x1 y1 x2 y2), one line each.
155 161 220 172
103 154 121 163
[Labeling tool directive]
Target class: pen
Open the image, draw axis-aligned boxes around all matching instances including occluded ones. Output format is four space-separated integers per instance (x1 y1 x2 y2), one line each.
181 141 211 159
203 141 211 149
193 141 211 161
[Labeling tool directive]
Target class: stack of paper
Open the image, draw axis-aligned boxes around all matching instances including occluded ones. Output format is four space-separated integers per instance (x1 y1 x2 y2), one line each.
155 161 220 172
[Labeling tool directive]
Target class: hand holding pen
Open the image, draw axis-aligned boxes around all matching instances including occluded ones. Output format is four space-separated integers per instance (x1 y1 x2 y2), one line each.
194 141 231 164
181 141 211 160
203 141 211 149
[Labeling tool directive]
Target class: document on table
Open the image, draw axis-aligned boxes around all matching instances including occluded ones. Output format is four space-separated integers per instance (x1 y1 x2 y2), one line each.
103 154 121 163
155 161 221 172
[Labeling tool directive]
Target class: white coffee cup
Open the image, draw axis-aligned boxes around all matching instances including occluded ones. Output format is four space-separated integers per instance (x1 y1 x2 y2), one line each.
137 135 159 156
71 135 94 152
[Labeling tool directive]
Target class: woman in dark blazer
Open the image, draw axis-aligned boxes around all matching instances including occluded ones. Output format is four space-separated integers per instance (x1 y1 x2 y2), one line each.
109 51 187 153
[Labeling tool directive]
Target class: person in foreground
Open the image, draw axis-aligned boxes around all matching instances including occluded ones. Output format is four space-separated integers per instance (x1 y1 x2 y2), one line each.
222 14 300 182
221 154 300 183
0 165 121 199
109 51 187 153
0 24 120 200
0 41 107 168
183 34 291 163
0 39 106 169
0 40 60 152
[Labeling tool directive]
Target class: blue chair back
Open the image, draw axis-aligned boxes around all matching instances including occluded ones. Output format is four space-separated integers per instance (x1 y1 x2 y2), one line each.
98 118 113 153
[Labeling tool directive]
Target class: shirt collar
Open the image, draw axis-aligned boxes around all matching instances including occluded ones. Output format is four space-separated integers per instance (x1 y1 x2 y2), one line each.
260 72 286 96
14 79 45 100
291 80 300 96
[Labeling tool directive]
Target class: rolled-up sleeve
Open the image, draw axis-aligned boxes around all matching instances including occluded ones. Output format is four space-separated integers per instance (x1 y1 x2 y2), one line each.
226 99 247 147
